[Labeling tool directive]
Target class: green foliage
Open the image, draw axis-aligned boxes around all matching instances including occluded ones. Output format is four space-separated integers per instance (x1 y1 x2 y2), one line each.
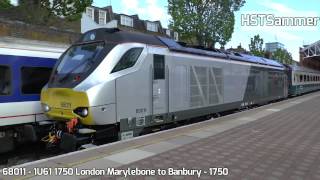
0 0 12 9
272 48 293 65
168 0 245 48
17 0 92 24
41 0 93 21
249 34 264 57
16 1 51 25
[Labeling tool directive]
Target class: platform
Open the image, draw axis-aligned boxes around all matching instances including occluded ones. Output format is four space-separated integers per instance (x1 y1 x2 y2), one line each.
3 92 320 180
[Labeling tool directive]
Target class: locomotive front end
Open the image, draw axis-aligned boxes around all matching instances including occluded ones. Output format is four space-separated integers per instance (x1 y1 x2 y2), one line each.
41 88 93 125
40 30 122 150
40 28 150 151
41 28 121 124
41 40 113 125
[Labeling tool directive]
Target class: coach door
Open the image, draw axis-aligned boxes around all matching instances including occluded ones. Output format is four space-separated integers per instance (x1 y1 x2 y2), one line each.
152 54 168 123
284 74 288 97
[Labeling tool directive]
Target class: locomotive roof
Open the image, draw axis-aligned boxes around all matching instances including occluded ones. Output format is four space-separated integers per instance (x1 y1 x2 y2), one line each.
79 28 165 46
158 36 284 68
80 28 284 68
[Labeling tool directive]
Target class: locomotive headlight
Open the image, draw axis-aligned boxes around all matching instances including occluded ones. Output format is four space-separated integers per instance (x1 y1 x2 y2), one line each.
42 103 51 112
81 108 88 117
74 107 89 117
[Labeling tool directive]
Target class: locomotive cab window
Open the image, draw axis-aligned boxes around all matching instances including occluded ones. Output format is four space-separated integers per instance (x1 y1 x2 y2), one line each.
153 54 165 80
21 67 52 94
0 65 11 96
49 42 116 88
111 48 143 73
57 42 106 75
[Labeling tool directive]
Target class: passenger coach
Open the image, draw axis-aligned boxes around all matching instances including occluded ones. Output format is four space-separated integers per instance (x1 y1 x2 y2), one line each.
287 65 320 96
0 37 66 153
41 28 288 151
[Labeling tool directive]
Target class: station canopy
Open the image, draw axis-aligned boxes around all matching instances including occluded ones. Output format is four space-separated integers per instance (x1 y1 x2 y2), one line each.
301 41 320 70
302 40 320 59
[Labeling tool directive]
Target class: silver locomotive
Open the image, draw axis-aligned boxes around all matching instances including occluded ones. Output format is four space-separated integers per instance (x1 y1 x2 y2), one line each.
41 28 287 150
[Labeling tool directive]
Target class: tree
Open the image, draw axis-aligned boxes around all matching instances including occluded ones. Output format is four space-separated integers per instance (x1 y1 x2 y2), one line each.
216 10 235 48
18 0 92 23
41 0 93 21
0 0 12 9
249 34 264 57
15 0 48 25
272 48 293 64
168 0 245 48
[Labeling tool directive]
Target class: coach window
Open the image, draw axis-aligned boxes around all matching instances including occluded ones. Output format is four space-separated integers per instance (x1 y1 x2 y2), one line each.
0 65 11 95
21 67 52 94
153 54 165 79
111 48 143 73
